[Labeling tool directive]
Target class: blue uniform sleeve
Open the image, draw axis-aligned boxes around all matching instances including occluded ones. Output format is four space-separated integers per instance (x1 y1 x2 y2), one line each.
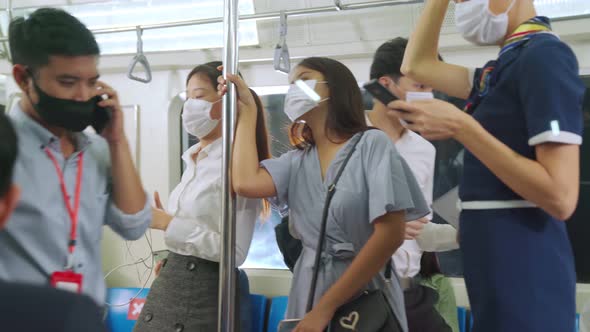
518 38 585 146
260 149 300 207
362 131 430 223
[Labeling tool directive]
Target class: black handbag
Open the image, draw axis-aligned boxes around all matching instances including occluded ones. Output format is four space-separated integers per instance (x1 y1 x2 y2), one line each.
329 288 401 331
274 214 301 272
404 284 452 332
279 131 403 332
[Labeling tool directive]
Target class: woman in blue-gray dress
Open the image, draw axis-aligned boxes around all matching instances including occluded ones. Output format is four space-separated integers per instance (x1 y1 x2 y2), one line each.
222 57 429 332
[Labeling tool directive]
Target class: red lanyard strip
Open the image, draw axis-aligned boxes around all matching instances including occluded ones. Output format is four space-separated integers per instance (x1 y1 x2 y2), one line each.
45 149 84 255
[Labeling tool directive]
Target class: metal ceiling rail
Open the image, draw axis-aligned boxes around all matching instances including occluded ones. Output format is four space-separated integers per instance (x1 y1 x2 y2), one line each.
0 0 423 42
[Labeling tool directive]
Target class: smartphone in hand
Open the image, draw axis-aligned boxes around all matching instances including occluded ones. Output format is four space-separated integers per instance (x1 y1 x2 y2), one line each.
91 96 112 134
278 319 301 332
363 79 398 106
406 91 434 103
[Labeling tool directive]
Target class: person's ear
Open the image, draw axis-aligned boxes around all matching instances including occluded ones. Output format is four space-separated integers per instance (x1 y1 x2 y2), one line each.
209 98 223 120
0 185 20 229
380 76 403 99
378 76 392 89
13 65 31 94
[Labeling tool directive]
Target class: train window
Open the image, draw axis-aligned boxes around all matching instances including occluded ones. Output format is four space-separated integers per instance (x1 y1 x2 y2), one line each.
7 0 258 55
242 92 291 269
241 210 288 270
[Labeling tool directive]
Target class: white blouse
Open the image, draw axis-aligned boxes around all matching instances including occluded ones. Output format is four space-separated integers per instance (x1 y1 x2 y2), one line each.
164 138 261 266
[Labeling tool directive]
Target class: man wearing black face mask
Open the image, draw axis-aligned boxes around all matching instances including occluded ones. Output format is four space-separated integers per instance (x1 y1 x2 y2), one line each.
1 8 152 306
0 113 107 332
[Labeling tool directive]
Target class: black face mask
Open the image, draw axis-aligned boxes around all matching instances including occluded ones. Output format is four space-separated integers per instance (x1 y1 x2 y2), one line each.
29 79 97 132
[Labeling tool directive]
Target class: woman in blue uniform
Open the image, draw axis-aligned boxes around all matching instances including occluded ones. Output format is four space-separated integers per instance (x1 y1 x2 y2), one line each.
390 1 585 332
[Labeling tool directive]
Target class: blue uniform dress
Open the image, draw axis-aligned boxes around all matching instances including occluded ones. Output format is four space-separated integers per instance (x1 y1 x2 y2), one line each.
459 21 585 332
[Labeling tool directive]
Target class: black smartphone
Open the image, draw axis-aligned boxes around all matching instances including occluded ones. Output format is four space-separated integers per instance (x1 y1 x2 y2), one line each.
91 96 112 134
363 79 398 106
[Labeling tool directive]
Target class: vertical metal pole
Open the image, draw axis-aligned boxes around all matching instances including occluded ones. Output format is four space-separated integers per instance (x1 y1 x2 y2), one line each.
133 105 141 171
218 0 239 331
6 0 11 21
2 0 13 62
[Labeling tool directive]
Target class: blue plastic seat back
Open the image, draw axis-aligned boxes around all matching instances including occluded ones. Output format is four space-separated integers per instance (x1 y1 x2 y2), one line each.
267 296 289 332
575 313 580 332
249 294 267 332
105 288 150 332
457 307 467 332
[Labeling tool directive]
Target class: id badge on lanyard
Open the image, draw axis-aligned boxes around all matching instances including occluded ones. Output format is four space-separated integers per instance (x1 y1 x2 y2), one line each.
45 148 85 294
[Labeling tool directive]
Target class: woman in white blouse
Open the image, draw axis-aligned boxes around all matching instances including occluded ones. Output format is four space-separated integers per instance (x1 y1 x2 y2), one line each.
134 62 271 332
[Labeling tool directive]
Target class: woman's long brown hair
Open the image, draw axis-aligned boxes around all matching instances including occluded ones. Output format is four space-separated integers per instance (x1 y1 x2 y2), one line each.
250 88 272 219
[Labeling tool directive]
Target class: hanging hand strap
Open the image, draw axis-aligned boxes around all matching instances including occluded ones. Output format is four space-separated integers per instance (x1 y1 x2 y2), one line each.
305 132 365 312
273 11 290 74
127 26 152 83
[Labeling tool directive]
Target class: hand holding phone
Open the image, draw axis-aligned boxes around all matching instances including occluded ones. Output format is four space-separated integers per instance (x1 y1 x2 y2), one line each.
399 92 434 127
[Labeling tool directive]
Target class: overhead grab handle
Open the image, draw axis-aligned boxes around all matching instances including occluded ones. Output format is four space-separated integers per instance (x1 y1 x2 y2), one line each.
127 26 152 83
273 11 290 75
334 0 344 11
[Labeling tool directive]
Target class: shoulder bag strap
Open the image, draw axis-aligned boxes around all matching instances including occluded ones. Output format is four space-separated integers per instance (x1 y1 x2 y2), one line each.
305 131 365 312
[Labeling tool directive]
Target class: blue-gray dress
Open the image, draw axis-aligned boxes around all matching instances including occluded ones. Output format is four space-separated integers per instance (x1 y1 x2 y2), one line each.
261 130 430 332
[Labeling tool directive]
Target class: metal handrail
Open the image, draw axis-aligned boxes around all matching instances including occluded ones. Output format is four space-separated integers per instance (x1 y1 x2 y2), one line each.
0 0 423 43
218 0 239 331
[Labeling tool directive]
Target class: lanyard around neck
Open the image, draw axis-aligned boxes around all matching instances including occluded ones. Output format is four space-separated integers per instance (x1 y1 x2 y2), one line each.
45 148 84 270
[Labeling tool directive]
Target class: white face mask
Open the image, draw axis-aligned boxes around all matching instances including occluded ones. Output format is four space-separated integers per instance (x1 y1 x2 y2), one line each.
283 79 329 122
455 0 516 46
182 98 220 139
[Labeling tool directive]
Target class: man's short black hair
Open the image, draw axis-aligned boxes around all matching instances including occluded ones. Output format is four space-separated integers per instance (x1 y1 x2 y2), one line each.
8 7 100 72
0 113 18 196
370 37 408 81
370 37 443 81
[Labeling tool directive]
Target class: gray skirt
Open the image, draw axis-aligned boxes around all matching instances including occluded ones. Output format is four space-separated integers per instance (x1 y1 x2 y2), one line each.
133 252 242 332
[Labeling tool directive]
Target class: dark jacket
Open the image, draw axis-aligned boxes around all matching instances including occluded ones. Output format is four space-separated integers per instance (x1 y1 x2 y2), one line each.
0 281 107 332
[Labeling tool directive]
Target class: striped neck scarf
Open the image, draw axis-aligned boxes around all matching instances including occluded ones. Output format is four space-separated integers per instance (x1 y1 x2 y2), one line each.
464 16 554 114
499 16 553 56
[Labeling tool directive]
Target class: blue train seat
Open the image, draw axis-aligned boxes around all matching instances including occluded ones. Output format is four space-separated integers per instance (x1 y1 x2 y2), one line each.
267 296 289 332
105 288 150 332
249 294 267 332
